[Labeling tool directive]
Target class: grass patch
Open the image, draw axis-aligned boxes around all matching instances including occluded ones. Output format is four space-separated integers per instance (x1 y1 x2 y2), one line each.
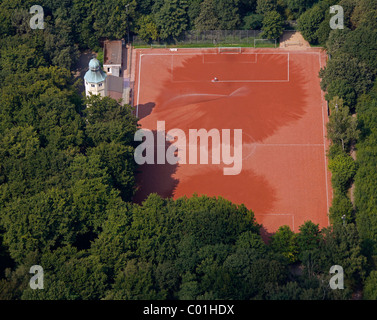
133 41 278 49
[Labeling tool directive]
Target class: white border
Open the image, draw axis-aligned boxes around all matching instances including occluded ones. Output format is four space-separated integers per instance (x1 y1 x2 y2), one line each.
135 50 330 228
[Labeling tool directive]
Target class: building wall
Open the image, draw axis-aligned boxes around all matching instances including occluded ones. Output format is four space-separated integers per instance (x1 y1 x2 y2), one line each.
85 81 106 97
104 65 121 77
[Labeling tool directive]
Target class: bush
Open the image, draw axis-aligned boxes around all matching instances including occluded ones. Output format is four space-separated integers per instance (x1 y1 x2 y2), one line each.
328 153 357 194
329 192 354 225
243 14 264 30
363 270 377 299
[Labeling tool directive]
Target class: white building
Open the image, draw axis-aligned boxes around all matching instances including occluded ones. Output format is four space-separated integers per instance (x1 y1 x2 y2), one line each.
103 40 123 77
84 58 107 97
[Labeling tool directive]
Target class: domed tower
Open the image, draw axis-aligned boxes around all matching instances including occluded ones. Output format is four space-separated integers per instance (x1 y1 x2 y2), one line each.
84 58 107 98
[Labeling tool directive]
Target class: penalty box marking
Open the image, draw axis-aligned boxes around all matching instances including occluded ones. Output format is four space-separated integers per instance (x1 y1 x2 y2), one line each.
171 52 290 83
202 53 258 64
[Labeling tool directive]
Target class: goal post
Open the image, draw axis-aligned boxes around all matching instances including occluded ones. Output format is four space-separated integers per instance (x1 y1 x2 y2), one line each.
218 47 242 54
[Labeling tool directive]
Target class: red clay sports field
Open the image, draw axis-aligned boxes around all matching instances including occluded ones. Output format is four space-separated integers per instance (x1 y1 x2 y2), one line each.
132 47 331 236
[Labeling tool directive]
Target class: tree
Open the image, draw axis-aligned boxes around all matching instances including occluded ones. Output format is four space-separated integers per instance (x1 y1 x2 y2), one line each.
243 14 264 30
318 224 367 290
340 27 377 72
329 192 354 225
296 221 321 261
105 259 162 300
256 0 277 14
353 83 377 248
1 189 75 263
194 0 240 31
364 271 377 300
136 15 159 43
328 153 357 193
84 95 138 146
90 0 137 40
21 246 109 300
269 225 298 263
326 103 359 151
215 0 241 30
195 0 219 31
297 4 324 44
325 80 357 108
187 0 202 28
320 54 374 97
326 28 351 57
261 10 284 39
88 142 137 201
286 0 320 16
350 0 377 30
194 0 219 31
154 0 189 41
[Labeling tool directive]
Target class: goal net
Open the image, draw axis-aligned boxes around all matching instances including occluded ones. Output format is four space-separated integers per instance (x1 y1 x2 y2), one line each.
218 47 242 54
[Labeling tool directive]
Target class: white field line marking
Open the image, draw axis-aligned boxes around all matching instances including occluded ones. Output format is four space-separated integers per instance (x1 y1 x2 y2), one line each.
252 143 324 146
288 52 290 82
203 54 258 64
136 53 142 118
142 52 289 56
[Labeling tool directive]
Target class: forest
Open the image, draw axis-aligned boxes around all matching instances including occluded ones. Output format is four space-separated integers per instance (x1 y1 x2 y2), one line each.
0 0 376 300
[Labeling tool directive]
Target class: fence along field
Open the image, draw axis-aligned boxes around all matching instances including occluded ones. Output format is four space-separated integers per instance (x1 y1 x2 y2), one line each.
133 29 278 48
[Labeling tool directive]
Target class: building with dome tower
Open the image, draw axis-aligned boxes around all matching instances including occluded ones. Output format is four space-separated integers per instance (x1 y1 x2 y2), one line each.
84 58 107 98
83 40 132 105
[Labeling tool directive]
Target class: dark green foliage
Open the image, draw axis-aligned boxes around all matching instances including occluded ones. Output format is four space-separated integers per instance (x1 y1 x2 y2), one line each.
329 192 354 225
325 28 351 57
269 225 298 263
261 10 284 39
317 224 367 290
1 0 375 301
286 0 320 16
256 0 277 14
297 0 338 45
155 0 189 41
328 153 357 194
296 221 321 261
353 83 377 249
194 0 219 31
325 79 357 108
364 271 377 300
340 27 377 73
215 0 241 30
326 102 359 152
22 247 109 300
297 3 325 44
243 14 264 29
194 0 241 31
135 15 159 43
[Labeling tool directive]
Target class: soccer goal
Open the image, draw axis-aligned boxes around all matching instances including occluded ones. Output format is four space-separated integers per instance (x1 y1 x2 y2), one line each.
254 39 277 48
218 47 242 54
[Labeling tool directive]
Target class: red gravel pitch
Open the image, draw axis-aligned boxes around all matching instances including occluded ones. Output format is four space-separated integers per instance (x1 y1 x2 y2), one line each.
133 47 331 236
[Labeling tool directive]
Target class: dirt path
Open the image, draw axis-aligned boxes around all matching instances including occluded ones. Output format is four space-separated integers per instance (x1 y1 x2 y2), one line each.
279 31 311 50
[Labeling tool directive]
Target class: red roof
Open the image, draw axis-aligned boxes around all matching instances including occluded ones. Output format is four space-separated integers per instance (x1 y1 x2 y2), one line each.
104 40 122 65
